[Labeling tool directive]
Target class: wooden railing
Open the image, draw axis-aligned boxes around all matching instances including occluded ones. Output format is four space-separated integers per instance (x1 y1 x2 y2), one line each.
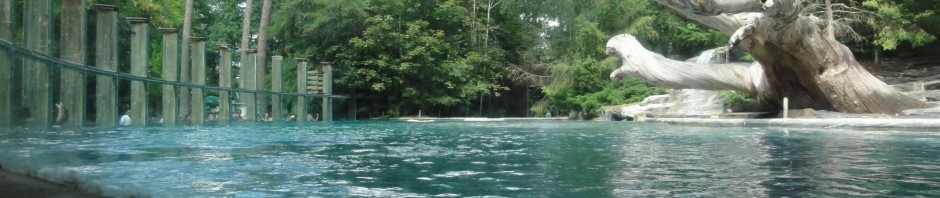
0 1 348 128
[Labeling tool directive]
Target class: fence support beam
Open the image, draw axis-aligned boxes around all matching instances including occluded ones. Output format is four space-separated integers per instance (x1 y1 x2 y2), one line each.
190 37 206 124
321 62 333 122
219 45 232 122
60 0 86 127
160 28 178 125
129 18 149 127
271 56 283 121
244 49 257 121
95 4 118 127
24 0 52 126
296 58 308 123
0 0 13 126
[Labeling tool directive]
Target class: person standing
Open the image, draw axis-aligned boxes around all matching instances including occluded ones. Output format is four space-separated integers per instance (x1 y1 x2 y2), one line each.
53 101 68 127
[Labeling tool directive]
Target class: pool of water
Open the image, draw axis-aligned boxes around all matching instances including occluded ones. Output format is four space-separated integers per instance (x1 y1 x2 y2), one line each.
1 120 939 197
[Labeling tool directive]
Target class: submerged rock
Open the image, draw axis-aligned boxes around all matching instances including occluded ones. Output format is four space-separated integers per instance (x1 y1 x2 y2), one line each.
604 89 726 120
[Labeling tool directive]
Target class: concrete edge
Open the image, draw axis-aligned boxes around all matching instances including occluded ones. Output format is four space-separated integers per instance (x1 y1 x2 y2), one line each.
644 118 940 130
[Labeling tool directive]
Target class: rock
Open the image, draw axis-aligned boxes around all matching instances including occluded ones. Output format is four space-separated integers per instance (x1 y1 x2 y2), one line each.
658 89 726 117
640 94 669 105
927 91 940 102
717 112 771 119
778 108 816 118
616 101 673 120
606 89 726 120
892 81 925 92
901 90 940 102
904 105 940 118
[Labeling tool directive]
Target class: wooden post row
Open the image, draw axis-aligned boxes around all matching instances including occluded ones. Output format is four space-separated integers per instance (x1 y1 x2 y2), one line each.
23 0 51 126
4 2 341 126
129 17 148 127
321 62 332 122
243 49 257 121
95 4 118 127
0 0 10 126
219 45 232 122
161 28 179 125
296 58 308 123
60 0 86 127
190 37 206 124
271 56 283 121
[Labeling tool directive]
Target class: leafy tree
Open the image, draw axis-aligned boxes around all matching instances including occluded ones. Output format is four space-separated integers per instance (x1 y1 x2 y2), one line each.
861 0 937 50
532 0 723 116
801 0 937 51
336 3 491 116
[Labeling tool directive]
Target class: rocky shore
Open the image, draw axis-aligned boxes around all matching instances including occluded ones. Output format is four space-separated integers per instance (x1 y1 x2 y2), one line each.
0 168 102 198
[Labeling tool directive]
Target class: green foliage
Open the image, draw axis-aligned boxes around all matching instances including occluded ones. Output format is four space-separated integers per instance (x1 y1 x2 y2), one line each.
308 0 508 116
723 91 754 105
741 53 755 62
540 57 665 115
527 0 719 116
861 0 937 50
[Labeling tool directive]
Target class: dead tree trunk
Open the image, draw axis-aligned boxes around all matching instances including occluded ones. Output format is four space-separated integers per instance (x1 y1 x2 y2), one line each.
608 0 930 114
180 0 194 120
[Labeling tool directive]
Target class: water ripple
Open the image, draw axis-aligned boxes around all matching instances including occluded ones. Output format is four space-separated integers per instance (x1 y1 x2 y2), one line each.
0 121 938 197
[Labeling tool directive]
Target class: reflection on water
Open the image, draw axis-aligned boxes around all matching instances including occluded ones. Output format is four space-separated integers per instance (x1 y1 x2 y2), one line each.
0 121 939 197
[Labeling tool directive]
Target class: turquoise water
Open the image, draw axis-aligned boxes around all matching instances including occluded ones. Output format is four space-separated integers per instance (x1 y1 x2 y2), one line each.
1 121 939 197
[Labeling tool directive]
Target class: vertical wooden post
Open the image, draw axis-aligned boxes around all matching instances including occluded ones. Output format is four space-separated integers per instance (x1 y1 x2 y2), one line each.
218 45 232 122
60 0 86 127
243 49 257 121
95 4 118 127
160 28 178 125
295 58 308 123
271 55 283 121
238 53 246 98
190 37 206 124
24 0 52 126
179 37 191 123
129 18 149 127
258 60 268 121
321 62 333 122
0 0 14 126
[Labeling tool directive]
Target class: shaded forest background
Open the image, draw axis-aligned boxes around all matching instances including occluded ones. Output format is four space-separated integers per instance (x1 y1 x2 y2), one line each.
19 0 940 118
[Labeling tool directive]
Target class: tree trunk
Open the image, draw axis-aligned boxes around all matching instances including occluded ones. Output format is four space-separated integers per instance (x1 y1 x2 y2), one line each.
471 0 477 47
180 0 194 120
607 35 765 95
239 0 254 89
484 0 500 48
257 0 272 115
609 0 930 114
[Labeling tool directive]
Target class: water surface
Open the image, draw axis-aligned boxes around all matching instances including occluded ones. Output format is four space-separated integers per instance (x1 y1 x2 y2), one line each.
0 121 938 197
